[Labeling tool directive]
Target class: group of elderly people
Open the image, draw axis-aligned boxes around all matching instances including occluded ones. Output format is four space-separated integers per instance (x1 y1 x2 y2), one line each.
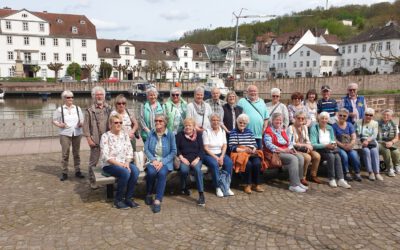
53 82 399 212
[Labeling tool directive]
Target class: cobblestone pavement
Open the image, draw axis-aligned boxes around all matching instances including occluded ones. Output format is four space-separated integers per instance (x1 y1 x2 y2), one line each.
1 151 400 249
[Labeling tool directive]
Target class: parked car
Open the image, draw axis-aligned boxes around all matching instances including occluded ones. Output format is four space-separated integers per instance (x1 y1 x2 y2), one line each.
105 77 119 83
58 75 77 83
81 78 98 83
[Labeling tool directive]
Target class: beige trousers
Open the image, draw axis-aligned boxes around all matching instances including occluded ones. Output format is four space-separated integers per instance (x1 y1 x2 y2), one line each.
60 135 82 174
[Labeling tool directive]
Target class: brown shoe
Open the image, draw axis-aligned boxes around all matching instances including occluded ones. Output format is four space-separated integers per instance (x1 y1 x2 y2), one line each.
311 176 322 184
300 178 309 186
244 185 252 194
252 184 264 192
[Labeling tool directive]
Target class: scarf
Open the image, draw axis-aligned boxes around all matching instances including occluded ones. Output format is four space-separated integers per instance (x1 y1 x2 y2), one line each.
193 101 205 116
184 130 197 141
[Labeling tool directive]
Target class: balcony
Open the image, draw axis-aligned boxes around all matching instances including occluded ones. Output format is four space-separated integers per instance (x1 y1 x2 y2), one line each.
23 60 39 65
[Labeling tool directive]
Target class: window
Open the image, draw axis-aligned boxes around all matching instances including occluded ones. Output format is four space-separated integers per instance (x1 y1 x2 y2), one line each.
306 51 310 56
313 60 317 67
8 51 14 60
205 63 209 69
347 59 350 66
24 52 31 62
24 36 29 45
322 60 327 67
198 52 202 57
9 68 15 77
354 45 358 53
293 61 297 68
82 39 86 47
100 59 105 63
377 59 381 65
22 13 28 18
184 62 188 68
66 39 71 47
138 60 142 66
300 61 303 67
273 55 275 60
329 61 332 67
370 43 375 51
141 49 146 55
54 53 59 61
53 38 58 46
125 59 130 66
39 23 45 32
245 61 249 67
125 47 129 55
6 21 11 29
82 53 87 62
341 47 345 54
165 51 170 56
80 20 86 24
341 59 344 66
113 72 118 78
306 61 310 67
347 46 351 53
41 52 46 61
72 26 78 34
7 36 12 44
195 62 199 69
40 38 45 46
23 22 28 31
300 51 304 57
353 59 357 66
66 53 71 62
105 48 111 53
253 61 257 68
57 19 63 24
113 59 117 66
334 61 338 67
370 58 374 66
378 42 383 51
245 51 250 57
386 41 391 51
184 51 188 57
362 44 366 52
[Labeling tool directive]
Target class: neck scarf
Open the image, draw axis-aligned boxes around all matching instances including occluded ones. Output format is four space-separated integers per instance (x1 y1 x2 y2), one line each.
184 130 197 141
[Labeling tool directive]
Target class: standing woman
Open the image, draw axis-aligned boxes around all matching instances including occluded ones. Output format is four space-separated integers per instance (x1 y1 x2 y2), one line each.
222 91 243 134
53 90 85 181
287 92 310 126
139 87 164 142
144 114 177 213
356 108 382 181
164 87 187 135
100 114 140 209
186 86 213 132
266 88 289 128
112 94 139 151
175 118 206 206
304 89 318 127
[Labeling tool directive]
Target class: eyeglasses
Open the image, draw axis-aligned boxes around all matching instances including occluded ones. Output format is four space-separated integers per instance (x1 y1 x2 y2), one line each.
238 122 247 125
116 102 126 105
272 95 280 98
348 89 356 92
66 96 74 99
113 121 123 125
296 117 305 120
292 97 301 100
155 120 164 123
171 94 180 97
339 114 348 118
365 114 373 117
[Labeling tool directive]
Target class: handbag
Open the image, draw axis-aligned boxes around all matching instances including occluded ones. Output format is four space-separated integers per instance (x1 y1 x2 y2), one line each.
264 150 282 168
294 145 309 153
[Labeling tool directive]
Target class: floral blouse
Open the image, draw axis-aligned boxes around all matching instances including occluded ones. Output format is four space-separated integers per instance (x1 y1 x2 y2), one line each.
100 131 133 168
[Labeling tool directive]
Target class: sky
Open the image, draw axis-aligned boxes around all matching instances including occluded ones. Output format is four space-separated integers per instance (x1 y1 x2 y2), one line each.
0 0 395 41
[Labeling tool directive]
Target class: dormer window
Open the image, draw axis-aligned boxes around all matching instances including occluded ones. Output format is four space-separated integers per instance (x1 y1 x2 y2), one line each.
198 52 203 57
164 51 170 56
80 20 86 24
57 19 63 24
105 48 111 53
72 26 78 34
141 49 146 55
22 13 28 18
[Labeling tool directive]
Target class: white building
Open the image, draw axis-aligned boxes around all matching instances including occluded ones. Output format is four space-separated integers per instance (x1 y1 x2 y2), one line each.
339 21 400 75
0 8 98 78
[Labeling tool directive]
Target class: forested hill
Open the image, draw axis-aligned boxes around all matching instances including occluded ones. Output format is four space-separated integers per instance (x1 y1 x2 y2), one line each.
173 1 400 45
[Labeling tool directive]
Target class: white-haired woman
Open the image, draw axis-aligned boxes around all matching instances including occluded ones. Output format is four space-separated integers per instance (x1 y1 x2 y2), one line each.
139 87 164 142
264 112 307 192
229 114 266 194
164 87 187 135
100 113 140 209
266 88 289 128
356 108 382 181
53 90 84 181
378 109 400 176
186 86 212 132
310 112 351 188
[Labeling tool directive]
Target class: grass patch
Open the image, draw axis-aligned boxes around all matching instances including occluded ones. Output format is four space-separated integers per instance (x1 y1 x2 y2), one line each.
359 89 400 95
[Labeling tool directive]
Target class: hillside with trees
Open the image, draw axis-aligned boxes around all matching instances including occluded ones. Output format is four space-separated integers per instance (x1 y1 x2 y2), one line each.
174 1 400 45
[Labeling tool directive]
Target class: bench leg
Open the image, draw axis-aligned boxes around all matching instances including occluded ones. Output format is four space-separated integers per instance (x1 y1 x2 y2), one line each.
106 184 114 200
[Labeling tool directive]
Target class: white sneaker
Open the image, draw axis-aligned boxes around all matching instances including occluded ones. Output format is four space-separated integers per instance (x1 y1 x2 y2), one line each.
227 189 235 196
298 183 309 190
337 179 351 189
395 166 400 174
329 179 337 188
388 168 396 177
216 188 224 197
375 173 384 181
369 173 376 181
289 185 306 193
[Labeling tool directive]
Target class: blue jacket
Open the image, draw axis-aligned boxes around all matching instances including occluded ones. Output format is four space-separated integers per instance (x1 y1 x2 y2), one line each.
342 95 366 123
144 129 177 171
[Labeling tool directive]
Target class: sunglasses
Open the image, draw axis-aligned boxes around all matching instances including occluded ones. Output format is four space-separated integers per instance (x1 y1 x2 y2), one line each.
348 89 356 92
339 114 348 118
171 94 180 97
66 96 74 99
272 95 280 98
155 119 164 123
114 121 123 125
238 122 247 125
365 114 373 117
116 102 126 105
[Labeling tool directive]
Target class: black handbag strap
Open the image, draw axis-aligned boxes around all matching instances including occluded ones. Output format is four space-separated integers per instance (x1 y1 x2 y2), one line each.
246 98 263 120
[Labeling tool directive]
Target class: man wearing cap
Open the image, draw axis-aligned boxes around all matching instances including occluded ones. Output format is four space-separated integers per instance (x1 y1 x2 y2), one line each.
317 85 338 124
339 82 367 124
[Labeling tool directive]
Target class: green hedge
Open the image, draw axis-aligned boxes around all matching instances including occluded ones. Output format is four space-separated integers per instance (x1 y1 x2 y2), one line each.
0 77 43 82
46 77 56 83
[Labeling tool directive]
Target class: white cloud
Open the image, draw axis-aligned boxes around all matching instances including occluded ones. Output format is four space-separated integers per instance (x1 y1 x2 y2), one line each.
160 10 189 21
63 0 91 12
91 18 129 32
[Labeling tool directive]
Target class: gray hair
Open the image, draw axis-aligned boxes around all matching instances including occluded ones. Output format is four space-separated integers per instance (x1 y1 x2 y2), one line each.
226 90 237 97
294 110 307 118
237 113 249 124
348 82 358 90
270 88 281 95
146 87 158 96
211 87 220 93
210 113 221 121
338 108 349 114
318 111 330 119
382 109 394 116
194 86 205 95
61 90 73 100
270 112 283 121
246 85 258 92
155 113 168 125
365 107 375 115
91 86 105 98
170 87 182 96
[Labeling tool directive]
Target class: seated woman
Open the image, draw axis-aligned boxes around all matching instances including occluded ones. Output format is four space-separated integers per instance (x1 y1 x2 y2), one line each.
144 114 177 213
229 114 265 194
332 108 362 182
203 113 234 197
310 112 351 188
264 113 307 193
287 111 322 185
356 108 382 181
175 117 206 206
378 109 400 177
100 113 140 209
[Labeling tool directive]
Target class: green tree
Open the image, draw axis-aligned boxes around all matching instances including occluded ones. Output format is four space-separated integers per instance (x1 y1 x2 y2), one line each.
47 62 64 80
82 64 96 83
66 62 82 80
30 65 41 77
99 62 112 80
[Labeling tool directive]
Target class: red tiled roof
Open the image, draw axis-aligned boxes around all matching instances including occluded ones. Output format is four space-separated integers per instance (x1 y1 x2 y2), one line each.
97 39 123 58
322 34 341 44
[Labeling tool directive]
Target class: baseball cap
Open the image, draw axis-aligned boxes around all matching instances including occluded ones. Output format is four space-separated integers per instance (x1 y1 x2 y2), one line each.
321 85 331 91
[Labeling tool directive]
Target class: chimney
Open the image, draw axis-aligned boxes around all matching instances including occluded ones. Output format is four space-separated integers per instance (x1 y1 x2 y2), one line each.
43 11 47 13
3 6 11 9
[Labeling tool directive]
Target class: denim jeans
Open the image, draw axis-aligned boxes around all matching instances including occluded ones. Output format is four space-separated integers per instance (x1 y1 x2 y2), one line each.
338 148 361 174
103 163 139 202
361 147 380 173
146 164 170 201
179 160 204 192
243 156 262 185
203 154 233 188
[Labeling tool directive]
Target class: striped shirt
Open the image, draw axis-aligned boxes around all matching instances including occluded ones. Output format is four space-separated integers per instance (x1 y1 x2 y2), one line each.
317 98 338 117
228 128 257 152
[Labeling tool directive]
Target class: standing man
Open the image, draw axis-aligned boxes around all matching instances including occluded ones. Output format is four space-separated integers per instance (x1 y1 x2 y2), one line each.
205 87 226 122
237 85 269 149
340 82 367 124
83 86 112 188
317 85 338 124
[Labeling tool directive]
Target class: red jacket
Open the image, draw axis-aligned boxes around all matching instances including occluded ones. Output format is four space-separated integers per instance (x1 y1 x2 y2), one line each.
263 126 290 150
